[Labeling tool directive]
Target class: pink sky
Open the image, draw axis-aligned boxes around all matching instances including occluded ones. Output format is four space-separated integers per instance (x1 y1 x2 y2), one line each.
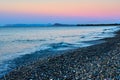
0 0 120 24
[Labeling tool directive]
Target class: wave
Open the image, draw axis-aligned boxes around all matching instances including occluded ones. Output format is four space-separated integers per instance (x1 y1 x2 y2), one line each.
12 39 46 42
48 42 74 50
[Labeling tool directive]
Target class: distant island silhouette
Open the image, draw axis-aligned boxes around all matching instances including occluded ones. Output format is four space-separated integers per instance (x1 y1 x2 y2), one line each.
1 23 120 27
53 23 120 26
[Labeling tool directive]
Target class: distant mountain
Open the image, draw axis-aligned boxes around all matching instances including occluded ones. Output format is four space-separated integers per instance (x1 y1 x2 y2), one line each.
53 23 75 26
1 23 120 27
76 23 120 26
53 23 120 26
3 24 52 27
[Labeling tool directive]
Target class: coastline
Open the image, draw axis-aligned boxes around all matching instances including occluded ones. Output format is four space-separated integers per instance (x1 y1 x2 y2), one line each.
0 29 120 80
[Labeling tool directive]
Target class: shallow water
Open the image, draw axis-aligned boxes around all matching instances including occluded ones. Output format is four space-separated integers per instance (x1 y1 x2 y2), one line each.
0 26 119 77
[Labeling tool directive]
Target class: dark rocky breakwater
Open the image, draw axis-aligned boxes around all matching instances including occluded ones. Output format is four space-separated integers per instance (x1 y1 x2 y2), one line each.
0 30 120 80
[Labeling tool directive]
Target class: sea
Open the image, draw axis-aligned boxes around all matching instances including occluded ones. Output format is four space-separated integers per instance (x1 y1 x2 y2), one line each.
0 26 119 77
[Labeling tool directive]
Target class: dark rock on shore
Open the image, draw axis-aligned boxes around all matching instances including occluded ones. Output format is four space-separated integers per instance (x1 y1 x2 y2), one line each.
0 31 120 80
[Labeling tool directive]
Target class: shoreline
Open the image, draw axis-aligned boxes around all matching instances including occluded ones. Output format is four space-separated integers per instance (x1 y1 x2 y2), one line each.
0 30 120 80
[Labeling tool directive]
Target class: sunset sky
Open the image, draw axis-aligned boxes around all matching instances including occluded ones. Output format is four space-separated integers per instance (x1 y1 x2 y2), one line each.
0 0 120 25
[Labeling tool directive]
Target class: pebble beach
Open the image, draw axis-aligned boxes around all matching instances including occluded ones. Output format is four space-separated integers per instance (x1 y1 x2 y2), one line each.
0 30 120 80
